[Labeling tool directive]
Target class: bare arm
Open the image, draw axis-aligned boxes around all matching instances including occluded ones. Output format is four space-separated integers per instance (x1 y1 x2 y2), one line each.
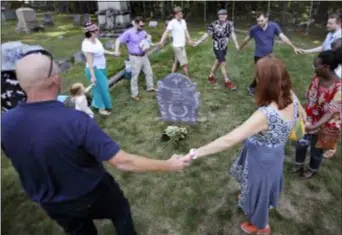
308 112 336 132
114 38 121 53
107 150 189 173
302 45 324 54
159 29 171 45
231 31 240 49
104 49 115 56
185 29 192 42
239 35 252 50
192 110 268 158
279 33 297 50
195 32 209 46
84 53 96 80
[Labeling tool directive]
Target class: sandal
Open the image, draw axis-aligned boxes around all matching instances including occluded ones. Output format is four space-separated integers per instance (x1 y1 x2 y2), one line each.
323 150 336 159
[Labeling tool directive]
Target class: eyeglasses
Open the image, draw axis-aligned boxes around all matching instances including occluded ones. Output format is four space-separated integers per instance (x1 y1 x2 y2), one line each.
21 49 54 78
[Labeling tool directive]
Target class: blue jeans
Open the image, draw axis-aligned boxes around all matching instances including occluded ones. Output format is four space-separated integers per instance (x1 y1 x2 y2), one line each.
295 134 324 171
41 173 136 235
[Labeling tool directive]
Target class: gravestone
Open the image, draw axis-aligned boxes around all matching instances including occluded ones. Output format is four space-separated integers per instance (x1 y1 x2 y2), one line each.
104 40 115 50
16 7 39 33
156 73 200 125
72 51 86 63
83 13 91 25
73 14 81 26
57 59 72 73
43 13 54 26
2 10 17 20
96 1 131 38
148 21 158 27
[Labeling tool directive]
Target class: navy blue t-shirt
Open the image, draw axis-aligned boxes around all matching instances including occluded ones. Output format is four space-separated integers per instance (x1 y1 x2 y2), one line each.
249 22 282 57
1 100 120 204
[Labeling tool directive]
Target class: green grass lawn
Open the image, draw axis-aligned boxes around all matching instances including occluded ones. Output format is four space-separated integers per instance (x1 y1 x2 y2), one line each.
2 15 341 235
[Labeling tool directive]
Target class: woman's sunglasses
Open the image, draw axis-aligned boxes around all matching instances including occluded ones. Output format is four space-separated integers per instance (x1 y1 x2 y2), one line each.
21 49 54 78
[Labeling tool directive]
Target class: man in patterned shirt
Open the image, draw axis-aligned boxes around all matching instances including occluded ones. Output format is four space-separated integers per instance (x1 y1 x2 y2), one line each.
194 9 239 90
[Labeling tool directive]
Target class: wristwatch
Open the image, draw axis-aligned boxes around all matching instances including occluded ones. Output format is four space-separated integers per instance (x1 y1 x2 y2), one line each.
189 149 197 159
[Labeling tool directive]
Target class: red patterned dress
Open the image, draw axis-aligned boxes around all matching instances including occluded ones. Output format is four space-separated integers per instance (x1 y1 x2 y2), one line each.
306 76 342 149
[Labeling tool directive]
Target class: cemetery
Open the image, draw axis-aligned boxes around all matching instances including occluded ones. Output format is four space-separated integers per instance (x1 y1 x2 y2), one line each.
1 1 342 235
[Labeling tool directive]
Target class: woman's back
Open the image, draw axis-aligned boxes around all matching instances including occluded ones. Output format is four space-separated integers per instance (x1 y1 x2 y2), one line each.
249 98 297 147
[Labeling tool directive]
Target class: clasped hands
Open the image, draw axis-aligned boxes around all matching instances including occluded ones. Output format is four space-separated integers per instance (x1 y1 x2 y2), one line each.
167 149 197 172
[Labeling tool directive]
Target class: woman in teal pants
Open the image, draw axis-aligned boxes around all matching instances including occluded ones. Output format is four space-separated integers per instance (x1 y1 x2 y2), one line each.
82 22 117 116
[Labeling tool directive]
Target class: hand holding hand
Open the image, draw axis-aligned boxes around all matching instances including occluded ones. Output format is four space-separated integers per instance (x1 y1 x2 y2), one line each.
166 154 192 172
295 48 304 55
113 51 121 57
157 41 164 48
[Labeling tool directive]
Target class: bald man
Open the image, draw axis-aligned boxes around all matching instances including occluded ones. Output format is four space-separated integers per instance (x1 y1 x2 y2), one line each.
1 52 191 235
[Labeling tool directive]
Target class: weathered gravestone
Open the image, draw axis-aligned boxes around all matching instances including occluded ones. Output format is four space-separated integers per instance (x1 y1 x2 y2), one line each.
104 40 115 50
73 14 81 26
16 7 39 33
72 51 86 63
43 13 54 26
57 59 73 73
83 13 91 25
148 21 158 28
156 73 200 125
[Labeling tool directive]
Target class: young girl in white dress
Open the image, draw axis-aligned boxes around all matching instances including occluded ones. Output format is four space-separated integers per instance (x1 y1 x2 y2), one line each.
69 83 94 118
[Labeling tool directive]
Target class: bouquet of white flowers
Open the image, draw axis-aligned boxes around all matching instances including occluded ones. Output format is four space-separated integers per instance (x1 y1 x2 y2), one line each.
164 125 188 142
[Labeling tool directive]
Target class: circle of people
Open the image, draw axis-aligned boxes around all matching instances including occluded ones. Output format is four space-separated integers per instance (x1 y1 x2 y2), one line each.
1 7 341 235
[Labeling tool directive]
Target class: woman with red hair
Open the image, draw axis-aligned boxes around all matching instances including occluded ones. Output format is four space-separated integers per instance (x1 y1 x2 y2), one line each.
183 55 305 234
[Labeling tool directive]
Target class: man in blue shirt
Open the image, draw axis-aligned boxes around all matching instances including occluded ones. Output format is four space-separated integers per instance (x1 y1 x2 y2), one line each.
239 12 299 95
1 52 191 235
297 12 341 53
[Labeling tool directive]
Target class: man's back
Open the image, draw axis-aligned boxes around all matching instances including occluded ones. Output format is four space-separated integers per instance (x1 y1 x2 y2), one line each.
1 100 120 204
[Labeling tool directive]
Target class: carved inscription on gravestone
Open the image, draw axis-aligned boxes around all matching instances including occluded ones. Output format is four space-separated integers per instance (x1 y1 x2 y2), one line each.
156 73 200 125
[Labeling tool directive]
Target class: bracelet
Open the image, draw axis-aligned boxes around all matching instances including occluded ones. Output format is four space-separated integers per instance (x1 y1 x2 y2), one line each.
189 149 197 159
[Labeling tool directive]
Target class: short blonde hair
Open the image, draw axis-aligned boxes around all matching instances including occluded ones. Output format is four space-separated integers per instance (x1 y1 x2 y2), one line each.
69 83 84 96
173 6 182 15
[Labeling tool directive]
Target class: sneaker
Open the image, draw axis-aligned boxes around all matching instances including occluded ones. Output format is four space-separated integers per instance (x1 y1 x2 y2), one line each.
208 75 217 85
247 86 255 96
225 80 237 90
240 222 271 235
131 96 141 101
99 110 111 116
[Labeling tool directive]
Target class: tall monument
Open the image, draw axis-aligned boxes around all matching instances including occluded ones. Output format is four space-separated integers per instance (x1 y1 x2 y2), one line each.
96 1 131 37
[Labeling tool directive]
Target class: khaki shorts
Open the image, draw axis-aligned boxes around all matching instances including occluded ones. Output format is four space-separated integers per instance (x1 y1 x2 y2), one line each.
173 47 188 66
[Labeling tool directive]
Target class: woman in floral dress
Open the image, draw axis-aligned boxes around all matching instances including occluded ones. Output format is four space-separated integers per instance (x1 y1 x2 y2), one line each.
184 55 305 234
294 50 341 178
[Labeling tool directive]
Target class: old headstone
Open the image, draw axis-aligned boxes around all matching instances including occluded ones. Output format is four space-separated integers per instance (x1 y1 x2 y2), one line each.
73 14 81 26
96 1 131 38
2 10 17 20
148 21 158 27
43 13 54 26
83 13 91 25
156 73 200 125
104 40 115 50
72 51 86 63
15 8 39 33
57 59 72 73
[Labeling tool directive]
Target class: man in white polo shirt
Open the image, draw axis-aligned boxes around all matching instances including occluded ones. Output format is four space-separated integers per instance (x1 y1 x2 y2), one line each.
298 12 341 54
158 6 195 79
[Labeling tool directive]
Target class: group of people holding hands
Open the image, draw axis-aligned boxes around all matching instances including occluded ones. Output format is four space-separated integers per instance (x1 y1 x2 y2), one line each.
1 6 341 235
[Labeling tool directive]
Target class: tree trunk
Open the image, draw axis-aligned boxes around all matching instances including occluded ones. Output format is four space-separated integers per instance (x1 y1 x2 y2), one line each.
306 0 314 34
